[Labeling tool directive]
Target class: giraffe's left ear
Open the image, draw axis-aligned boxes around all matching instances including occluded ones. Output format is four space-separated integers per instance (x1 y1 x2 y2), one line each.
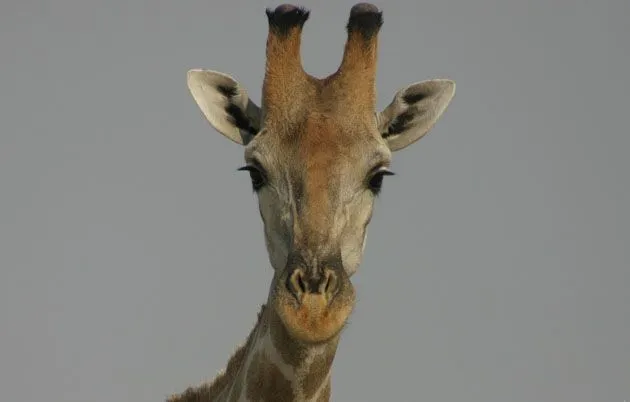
187 69 262 145
377 79 455 151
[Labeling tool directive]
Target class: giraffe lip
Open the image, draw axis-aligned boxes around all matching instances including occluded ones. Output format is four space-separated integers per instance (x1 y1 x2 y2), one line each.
291 290 338 307
285 276 343 307
274 285 356 344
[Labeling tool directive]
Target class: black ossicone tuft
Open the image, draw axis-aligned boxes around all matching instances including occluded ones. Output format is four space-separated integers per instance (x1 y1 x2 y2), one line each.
347 3 383 39
266 4 310 36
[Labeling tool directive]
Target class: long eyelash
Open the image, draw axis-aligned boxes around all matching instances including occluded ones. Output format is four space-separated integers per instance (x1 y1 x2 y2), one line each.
237 165 267 192
376 169 395 176
369 169 395 196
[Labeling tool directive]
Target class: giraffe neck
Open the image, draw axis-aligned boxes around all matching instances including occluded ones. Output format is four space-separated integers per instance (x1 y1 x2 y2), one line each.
221 303 339 402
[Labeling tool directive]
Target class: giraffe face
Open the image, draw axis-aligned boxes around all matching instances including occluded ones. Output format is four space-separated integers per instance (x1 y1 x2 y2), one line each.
186 3 455 343
243 110 389 343
243 111 392 277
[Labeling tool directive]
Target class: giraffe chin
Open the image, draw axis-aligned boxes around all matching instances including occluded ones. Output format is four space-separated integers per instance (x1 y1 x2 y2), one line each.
274 284 356 344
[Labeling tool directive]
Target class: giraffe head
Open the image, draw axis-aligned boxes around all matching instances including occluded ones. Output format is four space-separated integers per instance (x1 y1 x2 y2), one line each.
187 3 455 344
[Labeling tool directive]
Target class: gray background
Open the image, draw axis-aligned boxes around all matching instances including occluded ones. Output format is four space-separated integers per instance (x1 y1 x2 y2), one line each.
1 0 628 401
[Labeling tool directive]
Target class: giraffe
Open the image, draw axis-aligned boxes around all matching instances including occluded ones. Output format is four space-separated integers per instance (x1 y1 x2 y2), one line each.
168 3 455 401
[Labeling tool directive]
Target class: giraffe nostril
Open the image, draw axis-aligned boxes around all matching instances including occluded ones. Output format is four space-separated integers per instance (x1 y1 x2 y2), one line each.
323 269 339 297
287 268 307 300
286 267 339 301
297 272 306 293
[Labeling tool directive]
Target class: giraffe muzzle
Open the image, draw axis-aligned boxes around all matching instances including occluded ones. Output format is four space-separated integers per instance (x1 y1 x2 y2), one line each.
286 267 339 304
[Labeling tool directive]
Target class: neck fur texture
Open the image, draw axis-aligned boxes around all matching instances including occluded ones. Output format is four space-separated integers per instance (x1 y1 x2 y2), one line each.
167 304 339 402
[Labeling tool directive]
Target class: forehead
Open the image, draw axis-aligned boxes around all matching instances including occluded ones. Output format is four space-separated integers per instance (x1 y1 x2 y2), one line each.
245 111 391 171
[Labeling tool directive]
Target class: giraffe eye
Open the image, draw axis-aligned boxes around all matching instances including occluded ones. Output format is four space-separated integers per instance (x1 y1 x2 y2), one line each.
238 165 267 191
367 168 395 195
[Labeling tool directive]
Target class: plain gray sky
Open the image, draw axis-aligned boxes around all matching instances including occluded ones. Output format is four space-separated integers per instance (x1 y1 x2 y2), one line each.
1 0 629 401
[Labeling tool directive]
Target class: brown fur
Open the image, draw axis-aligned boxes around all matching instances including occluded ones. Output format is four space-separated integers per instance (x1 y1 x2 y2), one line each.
298 114 344 241
245 351 294 401
302 345 336 399
263 21 315 122
327 28 380 111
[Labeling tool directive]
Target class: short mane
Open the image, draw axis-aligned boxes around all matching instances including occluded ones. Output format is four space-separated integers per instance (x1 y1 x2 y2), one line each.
166 305 266 402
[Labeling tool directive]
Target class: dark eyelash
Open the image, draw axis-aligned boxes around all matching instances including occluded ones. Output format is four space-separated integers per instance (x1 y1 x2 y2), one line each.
367 168 395 195
237 165 267 192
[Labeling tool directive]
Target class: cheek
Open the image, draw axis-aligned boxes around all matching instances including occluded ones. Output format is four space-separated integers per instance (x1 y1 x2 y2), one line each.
258 194 292 270
339 199 374 276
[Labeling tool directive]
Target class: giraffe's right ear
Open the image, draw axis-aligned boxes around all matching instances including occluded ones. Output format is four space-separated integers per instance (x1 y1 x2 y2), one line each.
377 79 455 152
187 69 262 145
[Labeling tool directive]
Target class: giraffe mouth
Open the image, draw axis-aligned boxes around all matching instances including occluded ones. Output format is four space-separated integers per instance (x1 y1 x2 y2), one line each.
274 273 356 344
